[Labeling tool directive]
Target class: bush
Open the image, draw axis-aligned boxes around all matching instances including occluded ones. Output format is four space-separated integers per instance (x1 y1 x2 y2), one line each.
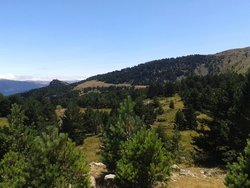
116 129 172 188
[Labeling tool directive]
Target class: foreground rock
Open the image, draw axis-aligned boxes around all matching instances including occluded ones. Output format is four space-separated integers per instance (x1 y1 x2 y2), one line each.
89 162 108 188
104 174 116 187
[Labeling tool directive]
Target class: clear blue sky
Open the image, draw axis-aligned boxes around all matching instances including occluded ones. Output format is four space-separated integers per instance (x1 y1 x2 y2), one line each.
0 0 250 81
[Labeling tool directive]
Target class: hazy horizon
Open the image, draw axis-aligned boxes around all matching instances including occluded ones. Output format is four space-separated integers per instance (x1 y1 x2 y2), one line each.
1 0 250 81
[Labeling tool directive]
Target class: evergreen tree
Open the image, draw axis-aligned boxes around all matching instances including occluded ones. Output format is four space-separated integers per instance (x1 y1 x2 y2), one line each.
101 96 143 171
116 129 172 188
61 103 85 145
171 125 182 160
182 106 197 130
0 105 90 187
0 94 10 117
175 110 186 130
0 104 30 159
225 139 250 187
83 108 102 135
193 72 250 165
0 129 90 187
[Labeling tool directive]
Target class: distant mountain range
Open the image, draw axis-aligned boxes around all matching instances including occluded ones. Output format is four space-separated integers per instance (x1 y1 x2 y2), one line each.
0 79 50 96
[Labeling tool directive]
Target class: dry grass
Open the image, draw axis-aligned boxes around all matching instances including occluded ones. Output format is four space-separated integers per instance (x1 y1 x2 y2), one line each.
216 47 250 74
153 95 197 152
169 166 226 188
196 113 213 122
81 135 102 163
80 108 111 113
55 106 66 119
0 117 8 127
74 80 146 91
153 94 184 128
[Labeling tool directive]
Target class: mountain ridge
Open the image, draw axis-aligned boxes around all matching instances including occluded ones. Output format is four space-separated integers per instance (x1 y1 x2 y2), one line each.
83 46 250 85
6 46 250 96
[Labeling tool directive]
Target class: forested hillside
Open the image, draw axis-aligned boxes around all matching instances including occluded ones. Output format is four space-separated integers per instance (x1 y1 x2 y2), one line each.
86 47 250 85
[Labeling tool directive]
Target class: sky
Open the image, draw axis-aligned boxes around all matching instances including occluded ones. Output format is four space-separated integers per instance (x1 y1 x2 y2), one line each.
0 0 250 81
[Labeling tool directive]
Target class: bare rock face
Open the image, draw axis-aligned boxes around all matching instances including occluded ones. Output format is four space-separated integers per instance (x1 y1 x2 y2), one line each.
48 79 68 87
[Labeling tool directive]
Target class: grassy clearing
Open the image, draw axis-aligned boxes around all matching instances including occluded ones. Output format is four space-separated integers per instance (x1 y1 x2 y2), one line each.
153 94 197 153
0 117 8 127
81 135 102 163
74 80 146 91
80 108 111 113
153 94 183 128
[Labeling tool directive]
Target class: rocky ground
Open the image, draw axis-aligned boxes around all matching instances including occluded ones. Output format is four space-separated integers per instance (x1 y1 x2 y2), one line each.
169 164 226 188
89 162 226 188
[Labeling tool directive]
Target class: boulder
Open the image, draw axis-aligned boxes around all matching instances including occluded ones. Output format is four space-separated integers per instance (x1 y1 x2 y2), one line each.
179 169 195 177
89 176 96 188
90 162 106 167
104 174 116 187
171 164 180 172
104 174 115 180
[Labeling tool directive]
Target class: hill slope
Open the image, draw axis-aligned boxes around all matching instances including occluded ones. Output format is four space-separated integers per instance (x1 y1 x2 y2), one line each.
85 47 250 85
19 46 250 97
0 79 48 96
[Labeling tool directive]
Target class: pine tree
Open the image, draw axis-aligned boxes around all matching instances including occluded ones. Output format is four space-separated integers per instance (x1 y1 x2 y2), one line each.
0 128 90 187
116 129 172 188
225 139 250 187
61 103 85 145
0 105 90 187
182 106 197 130
175 110 186 130
101 96 143 171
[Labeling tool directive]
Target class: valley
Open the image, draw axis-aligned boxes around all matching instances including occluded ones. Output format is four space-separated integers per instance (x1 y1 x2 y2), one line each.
0 46 249 187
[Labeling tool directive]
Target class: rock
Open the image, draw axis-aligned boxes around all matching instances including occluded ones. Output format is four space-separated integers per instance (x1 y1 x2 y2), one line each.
204 170 214 177
89 176 96 188
153 181 167 187
179 169 195 177
180 156 186 161
104 174 116 187
171 164 180 172
104 174 116 180
90 162 106 167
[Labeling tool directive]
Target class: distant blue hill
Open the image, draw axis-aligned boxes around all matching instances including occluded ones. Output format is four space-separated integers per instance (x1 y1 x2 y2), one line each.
0 79 49 96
